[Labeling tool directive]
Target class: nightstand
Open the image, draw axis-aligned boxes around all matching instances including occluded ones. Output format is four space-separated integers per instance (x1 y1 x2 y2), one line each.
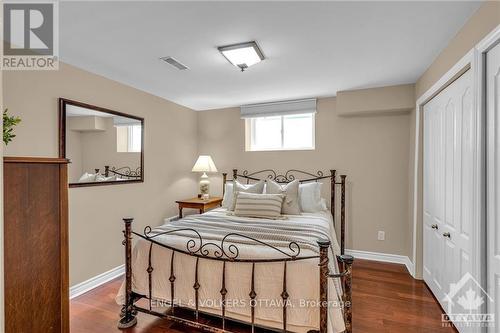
175 197 223 218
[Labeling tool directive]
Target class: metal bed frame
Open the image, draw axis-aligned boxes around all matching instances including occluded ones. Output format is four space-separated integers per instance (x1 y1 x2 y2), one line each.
118 169 353 333
94 165 142 179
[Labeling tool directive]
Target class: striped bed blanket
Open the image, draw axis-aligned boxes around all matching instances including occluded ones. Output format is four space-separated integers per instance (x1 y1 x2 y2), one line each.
143 209 339 259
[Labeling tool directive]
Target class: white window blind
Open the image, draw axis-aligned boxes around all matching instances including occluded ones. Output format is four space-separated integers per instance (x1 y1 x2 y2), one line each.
116 124 142 153
240 98 316 119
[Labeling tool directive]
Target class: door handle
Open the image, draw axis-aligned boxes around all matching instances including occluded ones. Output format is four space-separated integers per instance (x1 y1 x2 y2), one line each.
431 224 438 230
443 232 451 239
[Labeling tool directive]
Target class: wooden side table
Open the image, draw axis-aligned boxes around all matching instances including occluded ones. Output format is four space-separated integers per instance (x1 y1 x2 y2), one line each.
175 197 223 218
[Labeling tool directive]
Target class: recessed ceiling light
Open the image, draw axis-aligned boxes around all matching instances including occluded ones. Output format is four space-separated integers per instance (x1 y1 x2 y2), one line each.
218 41 264 72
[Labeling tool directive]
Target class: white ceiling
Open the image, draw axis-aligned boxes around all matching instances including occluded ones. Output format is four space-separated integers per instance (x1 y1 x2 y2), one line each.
60 1 482 111
66 105 113 117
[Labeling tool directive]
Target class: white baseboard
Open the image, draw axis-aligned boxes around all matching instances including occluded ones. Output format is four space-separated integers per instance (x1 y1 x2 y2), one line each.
70 264 124 299
345 249 415 276
70 217 180 300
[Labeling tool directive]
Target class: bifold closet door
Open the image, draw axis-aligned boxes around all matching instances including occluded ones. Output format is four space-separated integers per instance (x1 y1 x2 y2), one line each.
487 42 500 333
423 69 475 320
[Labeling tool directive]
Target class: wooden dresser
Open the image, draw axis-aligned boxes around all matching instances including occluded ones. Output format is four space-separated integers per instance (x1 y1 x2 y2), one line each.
4 157 69 333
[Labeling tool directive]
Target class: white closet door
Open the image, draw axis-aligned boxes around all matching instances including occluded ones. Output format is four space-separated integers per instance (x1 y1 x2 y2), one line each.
423 69 475 326
487 42 500 333
423 94 446 297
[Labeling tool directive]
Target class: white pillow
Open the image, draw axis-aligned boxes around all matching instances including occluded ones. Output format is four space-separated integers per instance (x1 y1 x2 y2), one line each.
222 182 234 208
231 180 265 211
78 172 96 183
223 180 266 210
266 179 301 215
96 174 117 182
298 182 327 213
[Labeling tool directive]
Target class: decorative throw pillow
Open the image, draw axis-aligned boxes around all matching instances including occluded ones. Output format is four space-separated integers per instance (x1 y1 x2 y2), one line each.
230 180 265 210
265 179 300 215
233 192 285 219
298 182 327 213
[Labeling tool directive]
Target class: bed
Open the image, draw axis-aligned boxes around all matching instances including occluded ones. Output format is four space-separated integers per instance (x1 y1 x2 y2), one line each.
75 165 142 184
116 169 353 333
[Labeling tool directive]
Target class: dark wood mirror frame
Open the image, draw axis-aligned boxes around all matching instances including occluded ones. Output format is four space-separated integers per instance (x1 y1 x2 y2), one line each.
58 98 144 188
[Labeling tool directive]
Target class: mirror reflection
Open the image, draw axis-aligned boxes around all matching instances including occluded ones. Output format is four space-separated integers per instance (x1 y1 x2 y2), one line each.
60 99 144 187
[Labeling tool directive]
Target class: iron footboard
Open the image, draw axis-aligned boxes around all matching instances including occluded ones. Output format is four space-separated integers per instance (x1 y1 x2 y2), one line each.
117 219 354 333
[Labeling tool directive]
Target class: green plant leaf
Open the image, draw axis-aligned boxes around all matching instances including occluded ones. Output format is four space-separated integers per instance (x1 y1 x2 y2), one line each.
3 108 21 145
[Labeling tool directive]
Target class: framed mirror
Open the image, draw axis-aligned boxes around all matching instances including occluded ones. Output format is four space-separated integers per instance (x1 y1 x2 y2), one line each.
59 98 144 187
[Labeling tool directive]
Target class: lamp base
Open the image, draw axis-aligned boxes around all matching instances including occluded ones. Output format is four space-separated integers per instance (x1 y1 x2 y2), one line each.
199 172 210 200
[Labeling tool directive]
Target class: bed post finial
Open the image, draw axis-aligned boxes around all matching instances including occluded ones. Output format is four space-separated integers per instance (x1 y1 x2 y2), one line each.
340 175 346 255
222 173 227 195
317 239 330 333
233 169 238 180
118 218 137 329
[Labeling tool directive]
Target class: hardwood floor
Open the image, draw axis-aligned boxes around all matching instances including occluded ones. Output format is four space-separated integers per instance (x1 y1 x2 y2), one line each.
70 259 456 333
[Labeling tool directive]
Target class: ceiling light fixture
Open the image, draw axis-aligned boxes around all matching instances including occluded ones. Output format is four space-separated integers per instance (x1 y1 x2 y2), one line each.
218 41 264 72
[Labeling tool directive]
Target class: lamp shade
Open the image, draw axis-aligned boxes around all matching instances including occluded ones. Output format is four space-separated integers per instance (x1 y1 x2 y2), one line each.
192 155 218 173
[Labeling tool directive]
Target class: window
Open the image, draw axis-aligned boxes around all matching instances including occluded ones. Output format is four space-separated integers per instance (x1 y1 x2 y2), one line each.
246 113 315 151
116 125 142 152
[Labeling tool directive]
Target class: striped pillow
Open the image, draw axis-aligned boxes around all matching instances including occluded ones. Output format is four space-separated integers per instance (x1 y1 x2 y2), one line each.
233 192 285 219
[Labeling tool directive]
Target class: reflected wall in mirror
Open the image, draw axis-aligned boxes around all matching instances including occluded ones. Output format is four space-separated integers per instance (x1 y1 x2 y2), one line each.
59 98 144 187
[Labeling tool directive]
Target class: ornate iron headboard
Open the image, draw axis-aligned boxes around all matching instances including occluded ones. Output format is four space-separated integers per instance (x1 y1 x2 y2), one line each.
222 168 347 255
95 165 142 179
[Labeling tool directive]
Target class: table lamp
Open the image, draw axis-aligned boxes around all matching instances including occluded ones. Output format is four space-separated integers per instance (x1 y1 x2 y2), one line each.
192 155 218 200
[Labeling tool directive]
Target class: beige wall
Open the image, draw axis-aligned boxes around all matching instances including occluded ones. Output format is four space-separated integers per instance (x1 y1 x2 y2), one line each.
411 1 500 278
198 97 413 256
337 84 415 116
3 63 199 285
